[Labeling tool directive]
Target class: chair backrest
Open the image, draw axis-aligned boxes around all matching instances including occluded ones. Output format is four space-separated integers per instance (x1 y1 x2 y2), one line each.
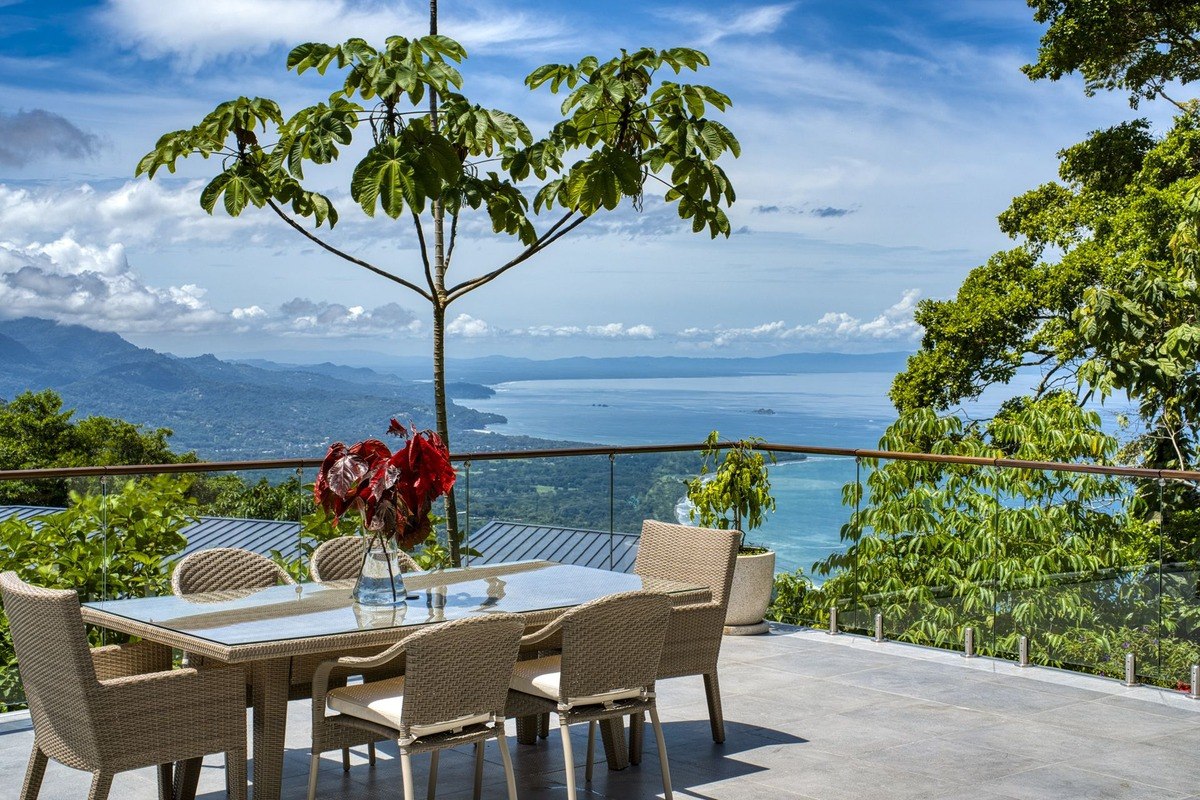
399 614 525 735
310 536 419 582
171 547 296 595
0 572 102 765
558 590 671 704
635 520 740 610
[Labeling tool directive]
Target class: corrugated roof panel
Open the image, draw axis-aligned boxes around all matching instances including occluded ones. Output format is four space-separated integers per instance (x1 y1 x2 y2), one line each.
468 520 640 574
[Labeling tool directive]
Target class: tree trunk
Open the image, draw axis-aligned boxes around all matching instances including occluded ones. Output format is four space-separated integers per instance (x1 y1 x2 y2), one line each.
426 0 461 566
431 301 461 565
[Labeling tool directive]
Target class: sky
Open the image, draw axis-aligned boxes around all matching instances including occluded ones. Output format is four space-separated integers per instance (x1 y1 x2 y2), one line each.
0 0 1179 364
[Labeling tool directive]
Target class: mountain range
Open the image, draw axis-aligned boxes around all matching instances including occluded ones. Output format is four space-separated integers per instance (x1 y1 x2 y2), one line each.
0 317 910 461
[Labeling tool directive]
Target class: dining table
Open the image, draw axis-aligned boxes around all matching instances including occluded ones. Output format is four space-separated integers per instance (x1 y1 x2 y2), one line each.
81 559 711 800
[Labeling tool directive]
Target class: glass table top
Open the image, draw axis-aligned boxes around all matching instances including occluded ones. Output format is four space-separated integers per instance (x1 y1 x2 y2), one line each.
84 561 704 648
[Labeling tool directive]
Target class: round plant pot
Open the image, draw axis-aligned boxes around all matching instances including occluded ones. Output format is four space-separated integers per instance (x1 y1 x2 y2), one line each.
723 549 776 635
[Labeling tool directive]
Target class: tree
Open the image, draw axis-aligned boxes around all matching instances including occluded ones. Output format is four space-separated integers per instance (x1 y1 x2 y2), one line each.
1024 0 1200 108
136 33 739 563
0 390 190 505
890 113 1200 475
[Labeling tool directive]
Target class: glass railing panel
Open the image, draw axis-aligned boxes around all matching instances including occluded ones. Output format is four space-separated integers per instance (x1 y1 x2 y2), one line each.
1 475 113 709
765 453 862 630
454 453 614 567
612 450 703 572
850 458 990 651
1146 478 1200 690
994 470 1158 679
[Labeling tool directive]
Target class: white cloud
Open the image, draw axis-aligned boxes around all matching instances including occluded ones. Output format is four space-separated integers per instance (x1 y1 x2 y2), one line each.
679 290 923 349
659 3 795 47
448 315 658 341
272 298 422 336
446 313 493 338
0 237 224 332
97 0 568 70
0 181 273 249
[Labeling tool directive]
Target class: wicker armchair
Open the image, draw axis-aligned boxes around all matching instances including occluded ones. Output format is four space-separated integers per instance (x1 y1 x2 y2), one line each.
171 546 297 595
629 520 740 758
0 571 247 800
506 590 674 800
308 614 526 800
172 547 379 772
309 535 420 582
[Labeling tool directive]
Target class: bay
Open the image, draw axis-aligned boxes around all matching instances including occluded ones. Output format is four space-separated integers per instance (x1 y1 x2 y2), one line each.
468 372 897 578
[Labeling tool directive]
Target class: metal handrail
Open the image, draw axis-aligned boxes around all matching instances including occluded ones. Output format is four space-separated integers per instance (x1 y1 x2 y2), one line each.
0 441 1197 482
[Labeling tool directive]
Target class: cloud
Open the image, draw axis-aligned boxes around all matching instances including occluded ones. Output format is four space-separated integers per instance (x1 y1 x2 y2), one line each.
679 290 923 349
752 204 856 218
0 110 102 167
659 3 795 47
446 315 658 341
270 298 422 336
0 237 224 332
97 0 568 69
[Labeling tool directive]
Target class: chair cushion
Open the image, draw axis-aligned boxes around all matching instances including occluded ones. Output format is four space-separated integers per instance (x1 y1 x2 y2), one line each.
327 676 492 737
510 655 644 707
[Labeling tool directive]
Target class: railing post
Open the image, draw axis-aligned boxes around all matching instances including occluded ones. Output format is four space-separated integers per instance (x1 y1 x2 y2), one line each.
1124 652 1138 687
828 606 839 635
963 627 975 658
463 460 471 566
1018 635 1030 667
874 612 884 643
1190 665 1200 700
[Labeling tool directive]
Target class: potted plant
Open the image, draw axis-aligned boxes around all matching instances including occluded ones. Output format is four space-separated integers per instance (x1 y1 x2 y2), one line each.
687 431 777 635
313 419 457 605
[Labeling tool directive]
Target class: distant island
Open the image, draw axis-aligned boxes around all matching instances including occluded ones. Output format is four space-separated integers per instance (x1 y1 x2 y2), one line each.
753 408 775 415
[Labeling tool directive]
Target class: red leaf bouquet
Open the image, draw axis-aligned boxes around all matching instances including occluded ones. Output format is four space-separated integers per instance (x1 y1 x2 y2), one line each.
313 420 457 550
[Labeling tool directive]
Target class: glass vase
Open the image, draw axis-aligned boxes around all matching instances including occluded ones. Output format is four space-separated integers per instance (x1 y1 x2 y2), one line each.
353 534 408 607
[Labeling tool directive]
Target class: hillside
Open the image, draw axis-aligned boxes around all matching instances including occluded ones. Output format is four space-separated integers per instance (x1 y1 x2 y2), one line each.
0 318 505 460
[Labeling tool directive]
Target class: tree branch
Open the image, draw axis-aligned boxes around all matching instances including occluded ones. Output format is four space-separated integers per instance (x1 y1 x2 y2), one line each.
409 210 435 294
266 200 433 302
446 212 586 302
445 210 460 271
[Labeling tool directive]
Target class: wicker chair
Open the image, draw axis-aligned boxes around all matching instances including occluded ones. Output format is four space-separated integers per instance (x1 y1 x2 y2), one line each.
172 547 378 772
506 590 674 800
629 520 740 759
309 535 420 582
308 614 526 800
0 571 247 800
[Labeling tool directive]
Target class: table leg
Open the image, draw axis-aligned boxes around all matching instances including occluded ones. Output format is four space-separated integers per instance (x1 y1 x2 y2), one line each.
598 717 628 771
172 757 202 800
250 658 290 800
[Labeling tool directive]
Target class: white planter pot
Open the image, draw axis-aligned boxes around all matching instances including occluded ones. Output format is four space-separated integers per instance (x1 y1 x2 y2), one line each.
723 549 776 635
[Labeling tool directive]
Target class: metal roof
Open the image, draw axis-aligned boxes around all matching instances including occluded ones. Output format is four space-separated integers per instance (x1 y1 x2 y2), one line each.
465 520 639 573
178 517 303 562
0 506 62 524
1 507 636 572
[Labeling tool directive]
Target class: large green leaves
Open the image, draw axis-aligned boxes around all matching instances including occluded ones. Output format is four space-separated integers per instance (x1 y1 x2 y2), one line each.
351 126 462 218
527 47 739 237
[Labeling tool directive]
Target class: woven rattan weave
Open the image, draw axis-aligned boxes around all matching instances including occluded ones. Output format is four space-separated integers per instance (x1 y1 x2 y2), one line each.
310 535 420 582
629 520 739 758
506 590 674 800
0 571 247 800
309 613 526 800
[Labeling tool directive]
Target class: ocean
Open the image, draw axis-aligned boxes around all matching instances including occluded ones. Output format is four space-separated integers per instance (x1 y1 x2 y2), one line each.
467 372 898 577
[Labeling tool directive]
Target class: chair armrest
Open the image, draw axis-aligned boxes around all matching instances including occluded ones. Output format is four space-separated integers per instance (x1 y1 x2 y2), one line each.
519 619 564 648
90 640 173 681
96 665 246 731
311 638 409 705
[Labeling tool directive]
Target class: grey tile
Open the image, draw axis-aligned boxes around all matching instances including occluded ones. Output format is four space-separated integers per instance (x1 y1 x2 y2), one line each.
1030 698 1200 742
860 736 1048 784
986 763 1192 800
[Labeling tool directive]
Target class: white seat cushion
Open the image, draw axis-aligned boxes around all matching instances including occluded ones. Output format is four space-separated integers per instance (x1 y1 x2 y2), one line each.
510 655 643 708
327 676 491 737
